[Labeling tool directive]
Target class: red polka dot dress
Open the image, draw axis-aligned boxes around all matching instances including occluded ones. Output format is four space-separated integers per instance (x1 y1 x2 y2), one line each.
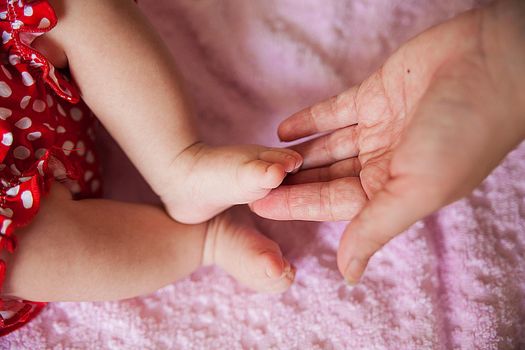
0 0 102 335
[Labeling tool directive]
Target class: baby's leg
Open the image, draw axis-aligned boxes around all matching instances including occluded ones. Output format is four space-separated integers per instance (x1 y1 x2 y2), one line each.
35 0 302 224
2 185 293 302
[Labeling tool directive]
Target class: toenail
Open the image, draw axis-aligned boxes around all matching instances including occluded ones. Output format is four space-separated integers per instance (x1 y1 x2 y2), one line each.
284 265 296 280
283 156 301 173
265 266 276 278
280 262 293 278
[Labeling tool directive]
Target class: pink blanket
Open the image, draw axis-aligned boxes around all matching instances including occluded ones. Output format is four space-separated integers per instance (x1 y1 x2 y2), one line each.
3 0 525 348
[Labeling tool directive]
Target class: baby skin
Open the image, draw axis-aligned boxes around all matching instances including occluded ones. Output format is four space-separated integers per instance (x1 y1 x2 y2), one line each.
164 143 302 223
1 0 299 302
2 186 295 301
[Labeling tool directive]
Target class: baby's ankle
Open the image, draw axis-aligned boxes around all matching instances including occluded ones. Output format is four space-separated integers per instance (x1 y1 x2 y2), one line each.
201 217 218 267
157 141 208 198
200 213 231 267
168 141 208 173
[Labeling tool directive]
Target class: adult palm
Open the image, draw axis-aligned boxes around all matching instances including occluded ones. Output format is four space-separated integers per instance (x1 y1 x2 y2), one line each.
251 0 525 283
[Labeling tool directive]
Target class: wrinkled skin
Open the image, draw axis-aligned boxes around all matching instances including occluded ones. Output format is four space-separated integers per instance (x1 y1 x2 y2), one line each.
251 0 525 283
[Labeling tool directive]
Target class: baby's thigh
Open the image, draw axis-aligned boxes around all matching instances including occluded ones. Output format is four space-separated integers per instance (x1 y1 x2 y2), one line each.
0 184 74 298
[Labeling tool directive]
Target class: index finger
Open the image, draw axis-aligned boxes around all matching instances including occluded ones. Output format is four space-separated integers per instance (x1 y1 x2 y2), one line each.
278 86 359 142
249 177 367 221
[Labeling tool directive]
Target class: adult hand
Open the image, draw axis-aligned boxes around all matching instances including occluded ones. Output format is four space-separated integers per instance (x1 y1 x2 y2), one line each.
251 0 525 283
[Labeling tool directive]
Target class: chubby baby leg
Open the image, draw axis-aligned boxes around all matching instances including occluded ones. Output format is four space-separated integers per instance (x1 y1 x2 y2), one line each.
1 185 293 302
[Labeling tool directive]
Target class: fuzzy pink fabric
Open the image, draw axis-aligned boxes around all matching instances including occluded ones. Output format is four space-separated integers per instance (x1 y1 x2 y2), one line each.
3 0 525 348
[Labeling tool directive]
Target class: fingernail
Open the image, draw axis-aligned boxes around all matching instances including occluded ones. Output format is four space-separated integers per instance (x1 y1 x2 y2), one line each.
343 259 363 285
265 266 276 278
344 278 357 287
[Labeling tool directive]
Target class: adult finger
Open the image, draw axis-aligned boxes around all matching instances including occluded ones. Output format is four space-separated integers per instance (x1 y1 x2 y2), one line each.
336 176 440 284
250 177 367 221
290 126 359 169
278 86 359 142
284 158 361 185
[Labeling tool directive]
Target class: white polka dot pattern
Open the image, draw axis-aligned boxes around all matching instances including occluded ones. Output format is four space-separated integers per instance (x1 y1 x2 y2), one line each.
0 219 11 234
70 108 82 121
6 185 19 197
9 163 21 175
23 5 33 17
13 145 30 159
15 116 31 129
1 66 11 80
0 207 13 218
0 107 11 119
38 17 50 29
62 140 74 156
27 131 41 140
20 95 30 109
0 81 11 97
21 190 33 208
34 148 47 159
1 132 12 146
32 99 46 112
21 71 33 86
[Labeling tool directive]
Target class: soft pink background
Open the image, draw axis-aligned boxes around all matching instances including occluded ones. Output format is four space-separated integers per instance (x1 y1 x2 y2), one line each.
3 0 525 349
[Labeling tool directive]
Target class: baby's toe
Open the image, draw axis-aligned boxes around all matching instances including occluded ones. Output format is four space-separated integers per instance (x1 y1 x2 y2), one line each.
263 249 287 278
210 212 295 293
241 160 286 191
260 255 296 294
259 149 303 173
237 247 295 294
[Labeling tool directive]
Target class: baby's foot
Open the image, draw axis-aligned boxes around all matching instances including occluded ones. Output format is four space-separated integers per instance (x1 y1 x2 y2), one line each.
202 208 295 293
163 143 302 224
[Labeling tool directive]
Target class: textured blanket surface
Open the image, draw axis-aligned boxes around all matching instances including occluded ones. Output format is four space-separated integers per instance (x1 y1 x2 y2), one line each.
3 0 525 349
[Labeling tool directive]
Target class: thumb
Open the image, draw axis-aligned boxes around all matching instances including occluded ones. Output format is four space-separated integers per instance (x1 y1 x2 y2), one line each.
336 176 440 284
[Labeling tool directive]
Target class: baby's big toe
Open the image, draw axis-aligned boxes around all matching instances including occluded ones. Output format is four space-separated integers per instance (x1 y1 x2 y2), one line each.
260 254 296 293
241 160 286 192
231 241 295 294
210 211 295 293
241 149 302 193
259 149 303 173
